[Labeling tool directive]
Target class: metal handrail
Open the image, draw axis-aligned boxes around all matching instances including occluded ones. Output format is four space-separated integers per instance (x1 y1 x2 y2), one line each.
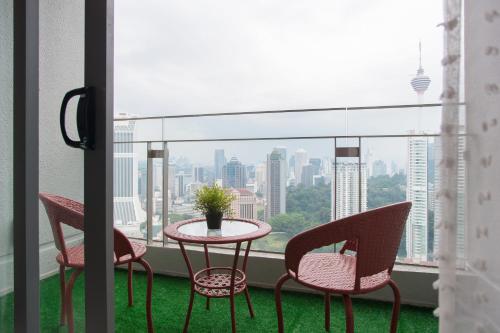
113 102 463 121
114 133 443 144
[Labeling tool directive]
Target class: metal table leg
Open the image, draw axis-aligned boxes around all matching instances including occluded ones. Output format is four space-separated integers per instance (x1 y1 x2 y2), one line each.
179 241 195 333
203 244 211 310
229 242 242 333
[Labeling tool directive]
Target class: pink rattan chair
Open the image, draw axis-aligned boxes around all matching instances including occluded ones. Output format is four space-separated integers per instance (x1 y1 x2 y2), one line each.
39 193 154 333
275 202 411 333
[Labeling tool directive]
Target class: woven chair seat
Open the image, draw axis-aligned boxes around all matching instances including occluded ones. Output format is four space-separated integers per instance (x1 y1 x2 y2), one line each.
297 253 390 293
56 241 147 268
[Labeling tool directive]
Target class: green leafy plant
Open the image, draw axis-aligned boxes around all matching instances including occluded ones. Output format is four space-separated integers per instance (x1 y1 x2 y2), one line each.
194 184 235 217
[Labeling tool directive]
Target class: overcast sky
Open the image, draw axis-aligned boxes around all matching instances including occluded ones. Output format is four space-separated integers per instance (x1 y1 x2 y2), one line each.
114 0 444 168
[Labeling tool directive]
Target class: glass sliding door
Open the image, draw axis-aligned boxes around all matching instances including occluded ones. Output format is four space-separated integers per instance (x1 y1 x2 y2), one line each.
0 0 14 331
38 0 87 331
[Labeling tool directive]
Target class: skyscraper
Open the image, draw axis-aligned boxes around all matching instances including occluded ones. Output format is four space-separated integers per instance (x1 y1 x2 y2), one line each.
113 116 144 225
214 149 226 180
222 157 246 189
266 148 287 221
294 149 308 185
138 160 147 204
372 160 387 177
193 166 205 183
406 137 428 261
309 158 322 175
301 164 314 187
331 163 367 219
255 163 266 194
176 171 186 198
168 163 176 200
274 146 287 161
433 135 466 262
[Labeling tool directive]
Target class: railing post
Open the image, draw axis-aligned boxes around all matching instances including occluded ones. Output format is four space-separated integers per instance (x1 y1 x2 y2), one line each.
146 142 153 245
358 137 362 213
163 142 169 246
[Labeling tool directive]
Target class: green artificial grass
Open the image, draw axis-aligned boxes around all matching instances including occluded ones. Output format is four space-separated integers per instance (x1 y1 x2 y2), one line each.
0 270 437 332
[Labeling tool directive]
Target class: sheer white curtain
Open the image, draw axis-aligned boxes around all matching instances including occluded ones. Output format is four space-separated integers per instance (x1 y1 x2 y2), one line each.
438 0 500 332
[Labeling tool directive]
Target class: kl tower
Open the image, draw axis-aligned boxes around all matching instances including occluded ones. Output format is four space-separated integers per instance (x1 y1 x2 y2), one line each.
410 42 431 104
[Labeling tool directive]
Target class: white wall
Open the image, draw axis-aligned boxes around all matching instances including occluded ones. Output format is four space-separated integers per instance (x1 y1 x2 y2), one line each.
0 0 14 296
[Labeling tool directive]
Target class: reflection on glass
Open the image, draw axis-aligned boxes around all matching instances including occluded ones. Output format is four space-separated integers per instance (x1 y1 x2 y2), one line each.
178 220 259 238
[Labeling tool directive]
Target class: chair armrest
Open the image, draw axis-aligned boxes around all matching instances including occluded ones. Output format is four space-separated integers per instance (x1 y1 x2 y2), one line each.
284 217 356 275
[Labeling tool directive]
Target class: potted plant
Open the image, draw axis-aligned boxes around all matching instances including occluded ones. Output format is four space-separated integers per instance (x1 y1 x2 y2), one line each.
194 184 235 230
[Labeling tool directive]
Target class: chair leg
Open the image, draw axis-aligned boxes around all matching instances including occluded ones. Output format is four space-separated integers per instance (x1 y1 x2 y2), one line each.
128 262 134 307
244 287 255 318
275 274 291 333
206 297 210 310
138 258 154 333
66 269 82 333
324 292 331 331
342 294 354 333
59 265 66 326
388 280 401 333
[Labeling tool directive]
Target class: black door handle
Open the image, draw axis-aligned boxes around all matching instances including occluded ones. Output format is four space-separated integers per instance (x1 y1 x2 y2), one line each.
60 87 95 150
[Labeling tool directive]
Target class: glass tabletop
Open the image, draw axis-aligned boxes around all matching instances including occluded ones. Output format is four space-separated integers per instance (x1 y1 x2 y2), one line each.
177 220 259 238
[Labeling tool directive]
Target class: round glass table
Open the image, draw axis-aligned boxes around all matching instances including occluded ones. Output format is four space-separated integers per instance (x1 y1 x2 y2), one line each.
164 218 271 333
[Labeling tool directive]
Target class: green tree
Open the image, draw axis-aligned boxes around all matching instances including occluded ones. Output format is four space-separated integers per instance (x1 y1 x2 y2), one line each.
169 213 195 224
286 182 331 224
268 213 315 236
367 173 406 209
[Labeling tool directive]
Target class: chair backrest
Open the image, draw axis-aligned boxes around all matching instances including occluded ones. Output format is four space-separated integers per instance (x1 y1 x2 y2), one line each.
353 202 411 285
284 201 411 291
39 192 135 265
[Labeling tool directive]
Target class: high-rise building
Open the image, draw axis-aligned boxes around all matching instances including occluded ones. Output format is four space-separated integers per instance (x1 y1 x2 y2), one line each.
214 149 226 180
246 165 256 179
274 146 287 161
168 163 176 200
113 117 144 225
193 166 205 183
433 135 466 262
176 172 186 198
309 158 322 175
321 157 332 176
255 163 266 194
222 157 246 189
229 189 257 219
372 160 387 177
294 149 308 185
406 137 428 261
266 149 287 221
331 163 367 219
138 160 147 204
301 164 314 187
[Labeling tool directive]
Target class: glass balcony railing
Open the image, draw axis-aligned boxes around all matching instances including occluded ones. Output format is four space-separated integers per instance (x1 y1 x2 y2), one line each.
113 103 466 266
